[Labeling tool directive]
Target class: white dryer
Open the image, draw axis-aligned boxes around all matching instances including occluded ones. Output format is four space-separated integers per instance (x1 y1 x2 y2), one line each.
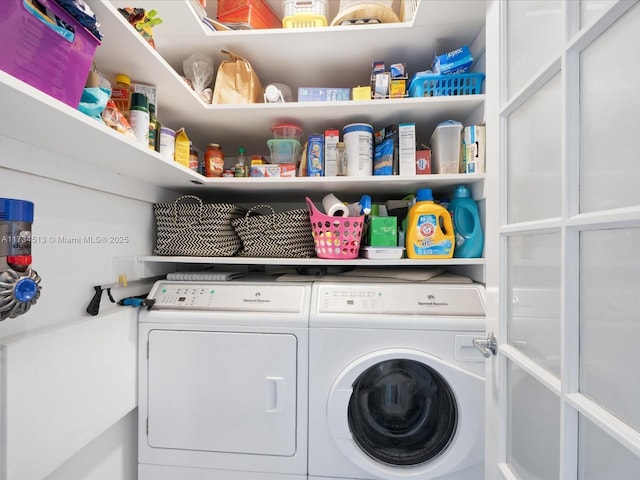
138 279 311 480
308 281 486 480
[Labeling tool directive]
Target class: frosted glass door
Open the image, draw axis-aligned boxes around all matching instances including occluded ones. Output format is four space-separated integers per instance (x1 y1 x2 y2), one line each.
146 329 298 456
486 1 640 478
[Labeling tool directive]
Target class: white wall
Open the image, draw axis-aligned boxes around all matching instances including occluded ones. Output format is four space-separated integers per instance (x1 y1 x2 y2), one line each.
0 135 174 480
46 410 138 480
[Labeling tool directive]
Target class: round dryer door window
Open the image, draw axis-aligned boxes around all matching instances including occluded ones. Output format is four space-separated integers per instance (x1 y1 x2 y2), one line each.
347 359 457 466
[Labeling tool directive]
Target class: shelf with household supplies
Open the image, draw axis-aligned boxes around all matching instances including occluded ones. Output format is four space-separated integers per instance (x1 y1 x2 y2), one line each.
0 0 488 277
0 68 484 204
86 0 487 159
2 0 487 202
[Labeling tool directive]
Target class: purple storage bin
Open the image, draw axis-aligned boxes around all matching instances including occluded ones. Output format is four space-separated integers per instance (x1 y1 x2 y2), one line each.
0 0 101 108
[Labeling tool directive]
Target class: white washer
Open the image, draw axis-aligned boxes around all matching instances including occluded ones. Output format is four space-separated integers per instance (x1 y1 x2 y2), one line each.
308 281 486 480
138 279 311 480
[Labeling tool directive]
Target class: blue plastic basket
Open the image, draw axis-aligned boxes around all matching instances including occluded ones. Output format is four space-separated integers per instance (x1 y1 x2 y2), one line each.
409 73 485 97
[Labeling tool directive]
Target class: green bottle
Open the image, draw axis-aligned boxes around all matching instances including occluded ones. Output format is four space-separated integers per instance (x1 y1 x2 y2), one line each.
148 103 160 151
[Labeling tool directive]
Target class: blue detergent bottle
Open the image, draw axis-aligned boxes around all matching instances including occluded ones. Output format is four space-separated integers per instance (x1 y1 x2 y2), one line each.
448 185 484 258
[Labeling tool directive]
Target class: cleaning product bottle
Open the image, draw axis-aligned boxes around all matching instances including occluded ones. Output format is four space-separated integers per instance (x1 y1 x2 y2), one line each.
234 147 248 177
405 188 455 259
447 185 484 258
148 103 160 151
128 92 149 145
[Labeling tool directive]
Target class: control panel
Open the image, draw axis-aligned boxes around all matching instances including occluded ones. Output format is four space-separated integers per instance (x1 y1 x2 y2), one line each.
148 281 308 313
315 284 486 316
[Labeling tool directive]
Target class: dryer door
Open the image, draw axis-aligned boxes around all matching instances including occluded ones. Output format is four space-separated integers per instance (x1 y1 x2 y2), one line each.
327 348 484 479
146 329 298 456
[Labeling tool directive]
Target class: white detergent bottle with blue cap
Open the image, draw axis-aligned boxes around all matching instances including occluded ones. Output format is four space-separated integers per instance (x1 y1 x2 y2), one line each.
447 185 484 258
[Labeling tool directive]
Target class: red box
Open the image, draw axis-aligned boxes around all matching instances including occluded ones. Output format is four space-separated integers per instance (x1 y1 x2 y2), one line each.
0 0 101 108
217 0 281 29
279 163 297 177
416 149 432 174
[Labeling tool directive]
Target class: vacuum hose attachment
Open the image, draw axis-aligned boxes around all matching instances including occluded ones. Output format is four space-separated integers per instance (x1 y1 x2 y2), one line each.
0 266 41 320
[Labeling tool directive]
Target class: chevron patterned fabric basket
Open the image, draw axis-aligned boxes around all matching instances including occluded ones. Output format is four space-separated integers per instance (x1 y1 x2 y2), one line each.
153 195 246 257
231 205 316 258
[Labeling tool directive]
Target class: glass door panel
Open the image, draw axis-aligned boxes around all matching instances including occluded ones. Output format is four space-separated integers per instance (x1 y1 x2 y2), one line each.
506 0 563 96
507 74 562 223
580 0 617 28
490 1 640 478
507 360 561 479
579 4 640 213
578 414 640 479
508 233 561 377
579 228 640 431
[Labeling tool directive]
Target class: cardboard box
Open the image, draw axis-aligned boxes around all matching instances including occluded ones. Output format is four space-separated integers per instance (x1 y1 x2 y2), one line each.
463 125 486 173
217 0 281 29
365 216 398 247
298 88 350 102
250 164 280 177
352 86 372 101
372 72 390 98
174 128 190 168
416 148 432 174
324 129 339 176
306 134 324 176
398 123 416 176
433 45 473 75
389 79 406 98
278 163 297 177
249 164 297 177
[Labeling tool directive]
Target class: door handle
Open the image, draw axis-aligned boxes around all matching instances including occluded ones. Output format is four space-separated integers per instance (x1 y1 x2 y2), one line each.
265 376 284 413
473 332 497 358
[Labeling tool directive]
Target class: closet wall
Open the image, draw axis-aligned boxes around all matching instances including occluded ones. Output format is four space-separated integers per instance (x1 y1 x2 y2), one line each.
0 136 173 479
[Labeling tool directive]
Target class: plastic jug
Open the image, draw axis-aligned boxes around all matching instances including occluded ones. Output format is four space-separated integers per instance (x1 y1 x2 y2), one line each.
448 185 483 258
405 188 454 259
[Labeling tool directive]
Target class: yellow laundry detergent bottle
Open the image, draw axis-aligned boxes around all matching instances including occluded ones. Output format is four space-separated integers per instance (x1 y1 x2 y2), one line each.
406 188 455 259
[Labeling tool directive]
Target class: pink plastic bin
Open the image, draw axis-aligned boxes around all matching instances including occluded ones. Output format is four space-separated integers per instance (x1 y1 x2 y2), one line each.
0 0 101 108
306 197 364 260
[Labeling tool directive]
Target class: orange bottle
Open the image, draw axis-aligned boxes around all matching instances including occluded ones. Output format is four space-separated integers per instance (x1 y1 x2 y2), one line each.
111 74 132 119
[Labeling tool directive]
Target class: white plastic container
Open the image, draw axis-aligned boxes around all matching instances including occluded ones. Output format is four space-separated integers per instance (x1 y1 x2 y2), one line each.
264 83 293 103
338 0 393 11
283 0 328 18
128 92 149 146
430 120 463 174
343 123 373 176
159 127 176 160
361 246 405 259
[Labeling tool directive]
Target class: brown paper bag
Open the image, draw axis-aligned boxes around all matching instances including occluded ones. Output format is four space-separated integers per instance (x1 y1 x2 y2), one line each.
212 50 263 104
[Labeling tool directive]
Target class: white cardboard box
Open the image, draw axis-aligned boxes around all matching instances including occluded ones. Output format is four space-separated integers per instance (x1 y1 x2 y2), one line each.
324 129 339 176
463 125 486 173
398 123 416 176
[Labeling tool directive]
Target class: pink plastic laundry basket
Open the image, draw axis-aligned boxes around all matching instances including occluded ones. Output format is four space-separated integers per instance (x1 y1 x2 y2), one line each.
306 197 364 260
